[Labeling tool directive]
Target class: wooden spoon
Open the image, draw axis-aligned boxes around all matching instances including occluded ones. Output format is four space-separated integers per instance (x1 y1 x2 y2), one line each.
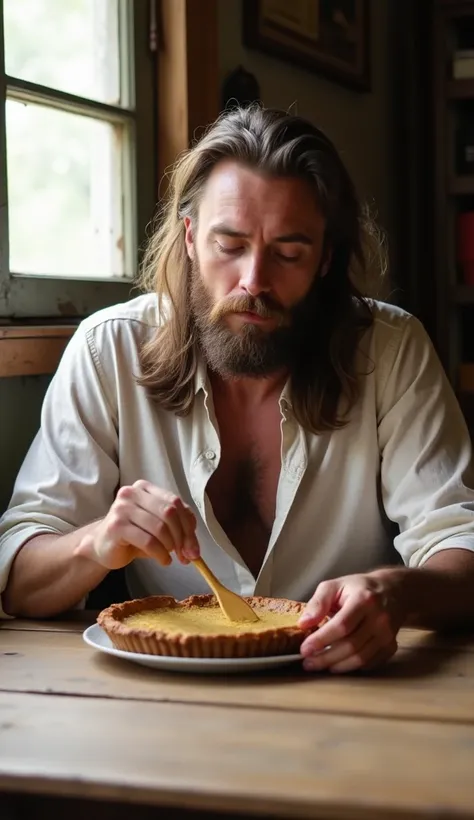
192 557 260 623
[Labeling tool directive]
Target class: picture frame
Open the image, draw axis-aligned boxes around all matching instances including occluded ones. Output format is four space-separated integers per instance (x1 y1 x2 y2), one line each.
242 0 370 92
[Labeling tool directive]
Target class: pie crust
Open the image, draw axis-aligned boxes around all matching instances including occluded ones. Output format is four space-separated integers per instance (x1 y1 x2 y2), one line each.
97 593 314 658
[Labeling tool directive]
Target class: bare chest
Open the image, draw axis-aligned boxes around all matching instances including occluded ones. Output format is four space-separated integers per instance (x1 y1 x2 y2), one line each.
206 403 282 577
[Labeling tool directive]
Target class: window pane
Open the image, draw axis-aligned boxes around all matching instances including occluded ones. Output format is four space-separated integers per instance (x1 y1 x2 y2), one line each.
4 0 121 105
6 100 128 279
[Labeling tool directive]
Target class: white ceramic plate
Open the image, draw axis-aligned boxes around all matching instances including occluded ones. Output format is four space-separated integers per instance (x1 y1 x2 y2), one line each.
83 623 304 675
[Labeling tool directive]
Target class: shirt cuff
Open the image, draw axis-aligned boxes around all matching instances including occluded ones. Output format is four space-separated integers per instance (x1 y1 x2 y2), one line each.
418 535 474 568
0 526 62 618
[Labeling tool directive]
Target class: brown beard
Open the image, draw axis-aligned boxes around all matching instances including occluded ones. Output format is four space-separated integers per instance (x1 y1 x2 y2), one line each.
189 259 314 378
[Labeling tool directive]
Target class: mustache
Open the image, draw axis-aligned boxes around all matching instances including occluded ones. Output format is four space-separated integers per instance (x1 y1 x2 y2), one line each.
208 294 289 324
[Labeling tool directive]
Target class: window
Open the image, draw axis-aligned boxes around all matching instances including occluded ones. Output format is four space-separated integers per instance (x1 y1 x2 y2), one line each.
0 0 157 318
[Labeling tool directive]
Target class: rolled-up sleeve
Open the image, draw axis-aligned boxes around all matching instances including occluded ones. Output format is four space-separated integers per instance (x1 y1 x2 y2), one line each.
0 323 119 617
378 315 474 567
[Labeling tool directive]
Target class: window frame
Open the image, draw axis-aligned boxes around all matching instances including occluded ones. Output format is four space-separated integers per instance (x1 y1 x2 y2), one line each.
0 0 157 320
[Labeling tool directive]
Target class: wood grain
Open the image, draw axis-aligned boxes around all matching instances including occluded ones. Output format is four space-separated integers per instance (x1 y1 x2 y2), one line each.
3 793 259 820
2 612 468 648
2 629 474 724
0 611 96 633
0 326 75 376
0 326 76 339
157 0 218 195
1 691 474 819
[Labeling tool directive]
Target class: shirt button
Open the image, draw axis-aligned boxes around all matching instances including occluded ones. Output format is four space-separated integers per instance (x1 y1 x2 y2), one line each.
204 449 216 460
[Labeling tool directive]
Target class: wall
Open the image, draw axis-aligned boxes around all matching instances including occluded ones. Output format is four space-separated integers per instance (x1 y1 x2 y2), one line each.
218 0 397 282
0 376 49 512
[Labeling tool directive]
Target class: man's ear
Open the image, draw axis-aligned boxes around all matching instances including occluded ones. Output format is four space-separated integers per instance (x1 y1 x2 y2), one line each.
184 217 195 261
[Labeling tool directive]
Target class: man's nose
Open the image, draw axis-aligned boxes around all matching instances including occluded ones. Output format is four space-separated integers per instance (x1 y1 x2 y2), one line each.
238 253 271 297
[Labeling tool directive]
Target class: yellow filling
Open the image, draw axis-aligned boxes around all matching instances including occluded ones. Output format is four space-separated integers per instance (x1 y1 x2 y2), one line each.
124 606 300 635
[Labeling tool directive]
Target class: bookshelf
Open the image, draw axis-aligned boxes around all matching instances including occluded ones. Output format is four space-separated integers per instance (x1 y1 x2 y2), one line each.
432 1 474 428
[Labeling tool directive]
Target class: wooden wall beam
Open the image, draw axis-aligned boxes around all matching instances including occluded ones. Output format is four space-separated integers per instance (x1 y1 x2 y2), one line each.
157 0 219 193
0 326 75 377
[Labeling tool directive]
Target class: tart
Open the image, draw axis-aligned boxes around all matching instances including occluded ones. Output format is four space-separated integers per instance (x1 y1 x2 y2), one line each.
97 593 314 658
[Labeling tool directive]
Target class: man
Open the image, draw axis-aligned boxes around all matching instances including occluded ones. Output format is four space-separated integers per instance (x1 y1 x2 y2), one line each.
1 105 474 674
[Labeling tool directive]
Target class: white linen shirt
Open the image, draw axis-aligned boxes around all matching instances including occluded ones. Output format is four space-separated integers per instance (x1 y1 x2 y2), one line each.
1 293 474 618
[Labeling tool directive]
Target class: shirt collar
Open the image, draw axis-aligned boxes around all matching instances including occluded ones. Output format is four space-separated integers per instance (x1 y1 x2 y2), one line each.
194 353 208 396
279 379 293 410
193 351 292 409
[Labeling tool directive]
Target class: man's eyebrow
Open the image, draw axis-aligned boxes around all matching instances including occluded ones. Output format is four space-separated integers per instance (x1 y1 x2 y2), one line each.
209 224 313 245
209 224 251 238
274 232 313 245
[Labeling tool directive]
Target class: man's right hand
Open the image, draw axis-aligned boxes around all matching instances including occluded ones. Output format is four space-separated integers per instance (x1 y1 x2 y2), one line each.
74 480 199 569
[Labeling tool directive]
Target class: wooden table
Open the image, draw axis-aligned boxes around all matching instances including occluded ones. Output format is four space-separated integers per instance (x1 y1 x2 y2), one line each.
1 614 474 820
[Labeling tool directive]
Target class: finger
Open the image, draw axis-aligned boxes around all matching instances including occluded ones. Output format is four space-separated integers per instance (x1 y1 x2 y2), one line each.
76 523 172 568
302 618 374 671
329 636 397 675
139 539 174 566
160 501 189 562
125 542 175 565
127 505 176 553
145 488 198 560
120 482 200 561
132 484 193 560
182 504 200 560
298 580 339 629
300 597 367 655
362 639 399 671
163 504 200 563
175 552 191 566
126 544 152 561
105 521 173 567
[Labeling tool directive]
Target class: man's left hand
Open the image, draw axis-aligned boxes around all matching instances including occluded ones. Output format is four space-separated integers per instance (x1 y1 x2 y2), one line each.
298 571 407 674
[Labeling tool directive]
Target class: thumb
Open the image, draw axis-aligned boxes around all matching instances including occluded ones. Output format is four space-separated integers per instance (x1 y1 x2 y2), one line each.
298 579 338 628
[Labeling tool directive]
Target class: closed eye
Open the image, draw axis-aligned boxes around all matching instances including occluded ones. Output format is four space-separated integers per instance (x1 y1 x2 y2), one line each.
276 251 300 262
216 241 243 256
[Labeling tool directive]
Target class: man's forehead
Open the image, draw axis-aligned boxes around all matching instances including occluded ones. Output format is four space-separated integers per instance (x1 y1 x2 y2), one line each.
197 160 324 229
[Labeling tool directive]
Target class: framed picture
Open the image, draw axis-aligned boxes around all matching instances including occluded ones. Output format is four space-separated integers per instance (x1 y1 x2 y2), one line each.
242 0 370 92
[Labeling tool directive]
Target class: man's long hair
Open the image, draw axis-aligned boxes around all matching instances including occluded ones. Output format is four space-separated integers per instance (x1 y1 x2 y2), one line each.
137 105 386 433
